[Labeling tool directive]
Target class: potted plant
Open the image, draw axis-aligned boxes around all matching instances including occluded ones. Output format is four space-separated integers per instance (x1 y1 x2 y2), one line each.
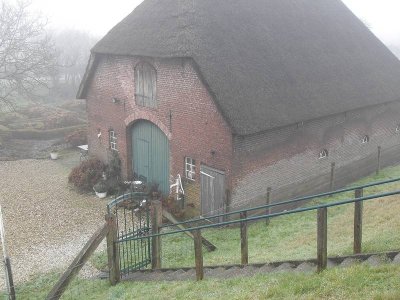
50 146 59 160
93 180 108 198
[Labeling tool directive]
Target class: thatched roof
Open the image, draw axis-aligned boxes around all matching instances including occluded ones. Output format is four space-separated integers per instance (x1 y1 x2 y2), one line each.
79 0 400 135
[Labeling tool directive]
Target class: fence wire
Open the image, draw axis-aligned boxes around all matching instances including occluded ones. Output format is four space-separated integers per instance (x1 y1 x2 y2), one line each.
160 230 195 269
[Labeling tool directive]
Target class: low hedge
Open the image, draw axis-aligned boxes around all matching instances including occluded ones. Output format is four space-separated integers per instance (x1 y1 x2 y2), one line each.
10 125 86 140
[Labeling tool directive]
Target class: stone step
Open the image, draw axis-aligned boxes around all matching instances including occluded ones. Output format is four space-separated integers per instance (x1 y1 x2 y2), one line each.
120 251 400 282
295 262 316 273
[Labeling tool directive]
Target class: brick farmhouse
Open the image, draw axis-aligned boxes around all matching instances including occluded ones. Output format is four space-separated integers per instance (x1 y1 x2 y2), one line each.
78 0 400 217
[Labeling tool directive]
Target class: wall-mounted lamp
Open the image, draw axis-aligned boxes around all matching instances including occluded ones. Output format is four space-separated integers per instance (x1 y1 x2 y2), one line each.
97 129 102 139
112 97 120 104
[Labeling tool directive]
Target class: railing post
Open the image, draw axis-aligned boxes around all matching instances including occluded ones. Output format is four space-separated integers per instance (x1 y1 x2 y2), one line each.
329 162 336 196
151 200 162 269
317 207 328 272
193 229 204 281
354 188 363 254
376 146 381 175
266 187 272 226
4 257 15 300
106 214 120 285
240 211 248 265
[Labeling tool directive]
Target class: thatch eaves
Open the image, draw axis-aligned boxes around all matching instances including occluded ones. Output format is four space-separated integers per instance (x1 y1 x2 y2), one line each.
79 0 400 135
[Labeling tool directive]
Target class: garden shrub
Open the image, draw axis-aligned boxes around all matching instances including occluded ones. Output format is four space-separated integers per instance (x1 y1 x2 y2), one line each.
44 111 82 129
18 106 49 118
65 128 87 147
0 124 10 132
68 159 105 192
11 125 84 140
105 151 123 194
59 100 86 113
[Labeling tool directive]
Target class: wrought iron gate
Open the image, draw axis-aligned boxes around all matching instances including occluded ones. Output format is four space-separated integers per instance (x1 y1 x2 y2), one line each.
107 192 152 275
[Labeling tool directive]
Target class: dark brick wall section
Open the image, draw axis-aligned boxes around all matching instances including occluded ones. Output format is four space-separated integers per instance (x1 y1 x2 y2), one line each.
85 56 233 193
231 101 400 210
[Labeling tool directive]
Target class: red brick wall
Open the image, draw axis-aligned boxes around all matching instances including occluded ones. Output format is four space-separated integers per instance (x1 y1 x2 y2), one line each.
231 101 400 210
85 55 233 208
84 53 400 214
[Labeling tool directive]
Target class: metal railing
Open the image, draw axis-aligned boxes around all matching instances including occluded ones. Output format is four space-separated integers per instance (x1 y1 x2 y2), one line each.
116 176 400 279
160 176 400 229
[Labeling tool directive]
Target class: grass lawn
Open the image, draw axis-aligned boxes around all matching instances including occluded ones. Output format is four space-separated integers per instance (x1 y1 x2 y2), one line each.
7 264 400 299
5 165 400 299
160 165 400 268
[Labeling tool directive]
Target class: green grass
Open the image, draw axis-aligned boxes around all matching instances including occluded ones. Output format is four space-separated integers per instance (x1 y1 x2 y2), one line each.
159 165 400 268
7 165 400 299
7 264 400 299
106 264 400 300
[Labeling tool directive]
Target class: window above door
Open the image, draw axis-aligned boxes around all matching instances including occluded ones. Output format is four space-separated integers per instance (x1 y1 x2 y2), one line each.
134 62 157 108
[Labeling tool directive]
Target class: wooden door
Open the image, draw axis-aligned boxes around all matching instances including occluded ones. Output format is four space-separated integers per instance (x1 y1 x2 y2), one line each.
200 165 225 221
132 120 170 195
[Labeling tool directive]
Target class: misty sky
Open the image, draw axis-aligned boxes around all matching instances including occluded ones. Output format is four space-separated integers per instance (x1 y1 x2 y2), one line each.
31 0 400 45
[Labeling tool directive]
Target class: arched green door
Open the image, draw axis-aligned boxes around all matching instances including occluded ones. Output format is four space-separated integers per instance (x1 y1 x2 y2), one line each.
132 120 170 195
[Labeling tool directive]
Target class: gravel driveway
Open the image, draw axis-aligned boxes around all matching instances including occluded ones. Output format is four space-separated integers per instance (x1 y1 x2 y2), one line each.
0 151 109 288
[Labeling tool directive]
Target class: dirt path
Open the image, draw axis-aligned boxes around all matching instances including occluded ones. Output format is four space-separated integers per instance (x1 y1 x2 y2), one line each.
0 151 109 287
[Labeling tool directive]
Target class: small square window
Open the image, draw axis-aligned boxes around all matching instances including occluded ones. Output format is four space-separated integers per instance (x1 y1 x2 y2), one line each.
361 135 369 144
319 149 328 159
185 157 196 181
109 130 117 151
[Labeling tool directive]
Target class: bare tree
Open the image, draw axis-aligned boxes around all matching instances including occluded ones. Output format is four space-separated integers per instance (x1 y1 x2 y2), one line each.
51 29 98 99
0 0 56 110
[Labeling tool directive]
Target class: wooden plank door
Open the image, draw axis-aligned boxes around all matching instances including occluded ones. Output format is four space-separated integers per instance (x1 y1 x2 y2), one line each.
200 165 225 221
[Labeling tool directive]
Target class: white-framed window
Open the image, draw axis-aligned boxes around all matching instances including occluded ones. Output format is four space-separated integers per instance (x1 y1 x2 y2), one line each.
109 130 117 151
185 157 196 181
319 149 328 159
362 135 370 144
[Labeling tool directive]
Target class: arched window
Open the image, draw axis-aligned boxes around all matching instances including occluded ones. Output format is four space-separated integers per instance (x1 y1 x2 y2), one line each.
135 62 157 108
361 135 369 144
319 149 328 159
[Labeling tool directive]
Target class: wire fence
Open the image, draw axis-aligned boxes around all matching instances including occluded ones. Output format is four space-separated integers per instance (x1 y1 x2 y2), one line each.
160 231 195 269
133 175 400 273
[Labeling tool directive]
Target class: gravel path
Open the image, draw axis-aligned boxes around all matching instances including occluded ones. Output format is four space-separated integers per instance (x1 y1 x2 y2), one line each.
0 152 109 289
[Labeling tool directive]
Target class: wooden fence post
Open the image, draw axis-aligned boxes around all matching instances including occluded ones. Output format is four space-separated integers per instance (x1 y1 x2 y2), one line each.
106 214 120 286
4 257 15 300
151 200 162 269
266 187 272 226
47 221 110 299
240 211 248 265
354 188 363 254
193 229 204 281
317 207 328 272
376 146 381 175
329 162 336 196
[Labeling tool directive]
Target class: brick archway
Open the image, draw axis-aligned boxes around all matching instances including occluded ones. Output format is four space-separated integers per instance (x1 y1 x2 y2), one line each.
125 112 172 140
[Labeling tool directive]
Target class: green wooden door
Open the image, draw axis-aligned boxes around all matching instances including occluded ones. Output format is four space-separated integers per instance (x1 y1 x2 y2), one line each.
132 120 170 195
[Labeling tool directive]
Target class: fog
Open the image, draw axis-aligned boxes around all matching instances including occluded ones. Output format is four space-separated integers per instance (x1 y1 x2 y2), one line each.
29 0 400 48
